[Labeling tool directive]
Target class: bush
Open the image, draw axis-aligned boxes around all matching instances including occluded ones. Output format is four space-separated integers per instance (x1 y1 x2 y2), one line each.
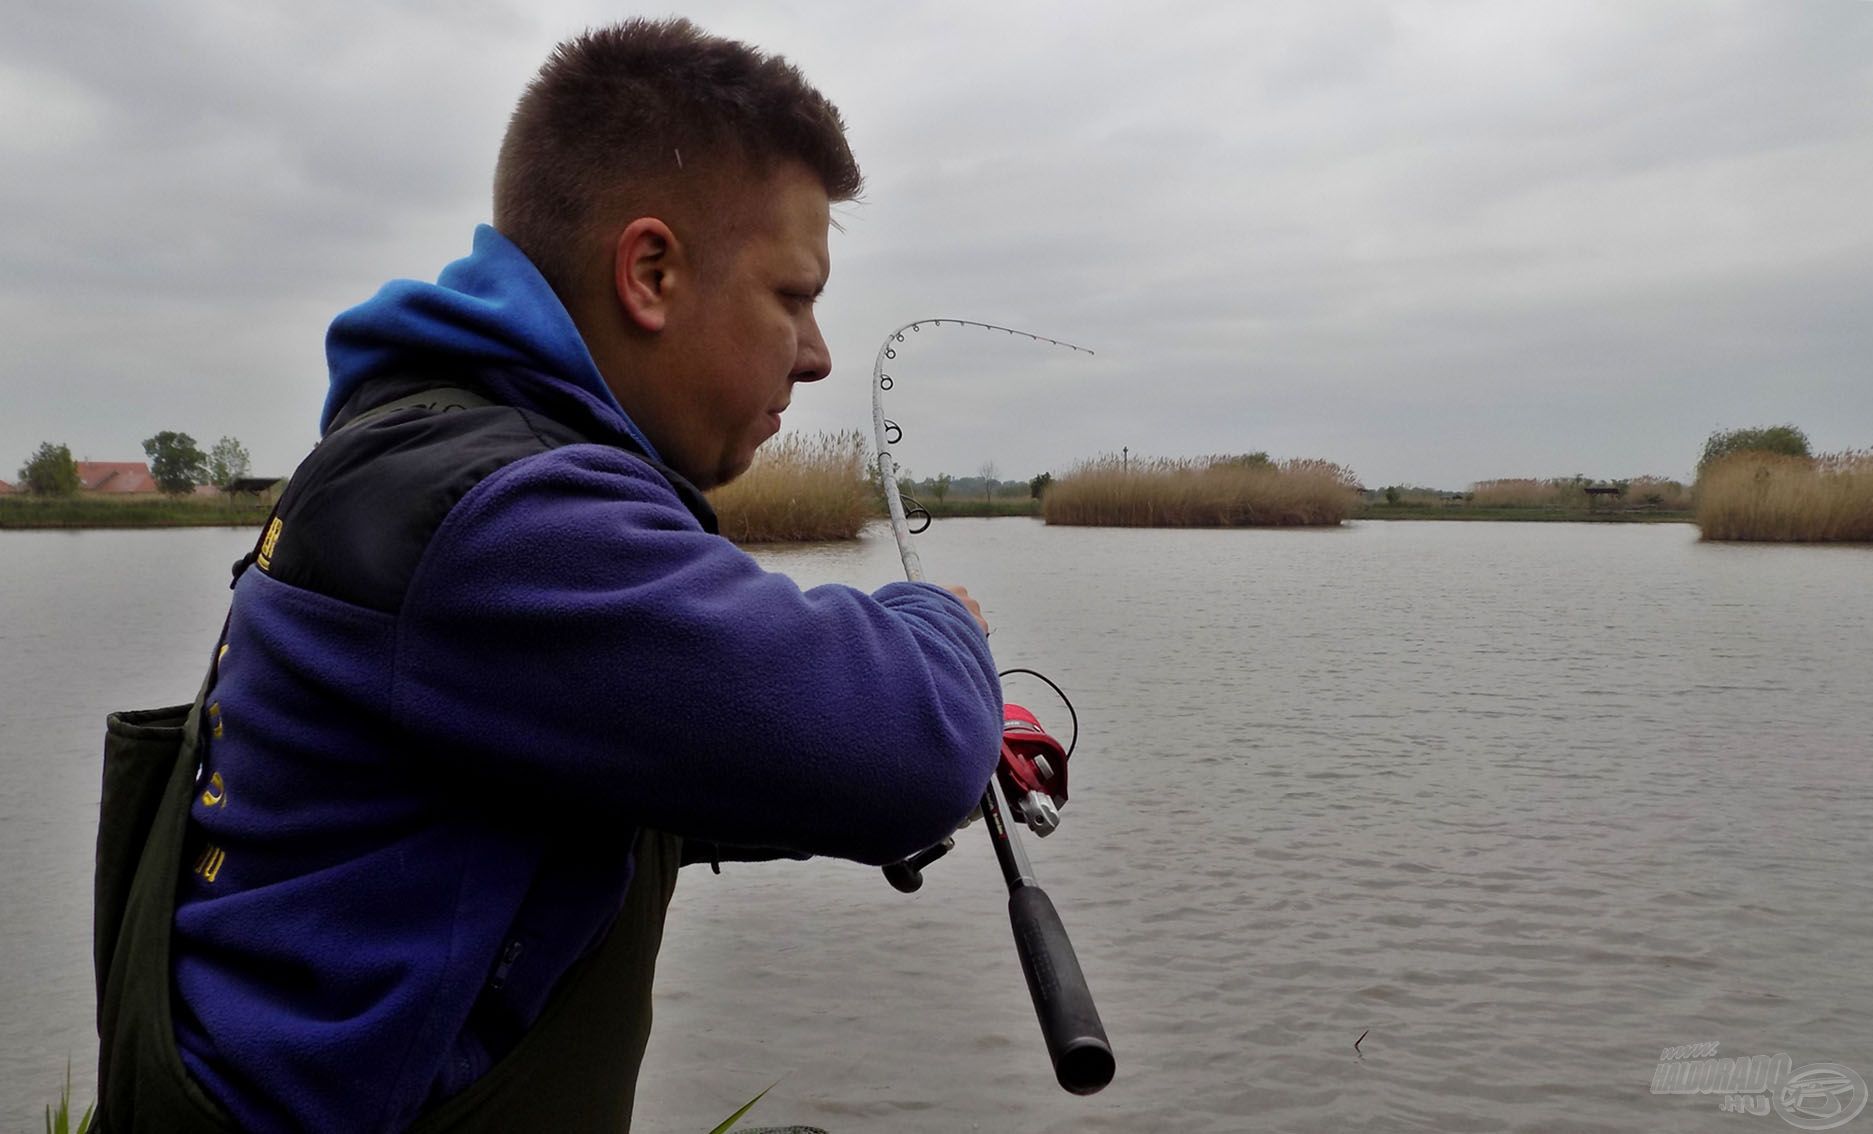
1624 476 1691 510
18 441 79 495
208 436 252 489
1698 424 1810 473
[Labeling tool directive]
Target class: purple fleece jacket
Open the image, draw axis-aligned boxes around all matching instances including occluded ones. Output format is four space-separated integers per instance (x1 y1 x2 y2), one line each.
170 226 1003 1132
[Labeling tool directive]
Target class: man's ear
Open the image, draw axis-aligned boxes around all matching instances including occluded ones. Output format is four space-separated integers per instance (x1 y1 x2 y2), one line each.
614 217 680 333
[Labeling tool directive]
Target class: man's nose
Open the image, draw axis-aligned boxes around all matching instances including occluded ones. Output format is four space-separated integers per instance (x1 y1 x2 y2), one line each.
793 318 831 383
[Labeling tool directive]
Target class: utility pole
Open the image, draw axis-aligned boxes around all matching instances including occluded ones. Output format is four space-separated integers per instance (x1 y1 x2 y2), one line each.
1122 446 1128 472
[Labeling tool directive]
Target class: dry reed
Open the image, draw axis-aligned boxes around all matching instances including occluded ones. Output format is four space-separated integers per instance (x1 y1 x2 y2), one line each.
708 430 875 543
1043 454 1360 527
1469 478 1584 508
1694 450 1873 542
1622 476 1692 510
1468 476 1689 510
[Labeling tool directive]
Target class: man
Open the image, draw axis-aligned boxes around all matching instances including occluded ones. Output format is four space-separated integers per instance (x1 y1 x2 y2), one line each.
100 18 1002 1132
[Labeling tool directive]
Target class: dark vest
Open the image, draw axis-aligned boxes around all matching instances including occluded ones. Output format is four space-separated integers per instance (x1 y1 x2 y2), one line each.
96 380 716 1131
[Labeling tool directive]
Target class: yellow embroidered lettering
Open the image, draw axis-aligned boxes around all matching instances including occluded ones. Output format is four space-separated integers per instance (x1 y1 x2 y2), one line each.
193 844 226 883
201 771 227 808
257 518 283 571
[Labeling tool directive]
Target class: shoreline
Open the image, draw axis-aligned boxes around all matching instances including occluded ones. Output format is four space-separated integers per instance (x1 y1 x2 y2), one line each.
0 498 270 531
0 508 1701 532
0 499 1718 532
1352 506 1695 524
0 519 264 530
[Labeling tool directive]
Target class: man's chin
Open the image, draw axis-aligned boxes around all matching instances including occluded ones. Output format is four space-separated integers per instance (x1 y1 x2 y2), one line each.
701 454 756 492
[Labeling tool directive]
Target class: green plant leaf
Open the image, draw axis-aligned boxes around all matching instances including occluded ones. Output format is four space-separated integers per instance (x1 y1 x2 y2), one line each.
708 1080 779 1134
43 1058 93 1134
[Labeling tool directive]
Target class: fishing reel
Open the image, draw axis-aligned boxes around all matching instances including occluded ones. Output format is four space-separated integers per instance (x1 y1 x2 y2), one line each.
999 701 1071 836
884 691 1074 894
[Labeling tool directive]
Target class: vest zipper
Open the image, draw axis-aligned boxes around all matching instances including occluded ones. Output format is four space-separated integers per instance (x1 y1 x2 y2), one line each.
490 939 524 990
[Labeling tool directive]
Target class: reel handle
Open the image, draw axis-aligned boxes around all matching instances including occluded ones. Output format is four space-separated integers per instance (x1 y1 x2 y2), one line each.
881 837 954 893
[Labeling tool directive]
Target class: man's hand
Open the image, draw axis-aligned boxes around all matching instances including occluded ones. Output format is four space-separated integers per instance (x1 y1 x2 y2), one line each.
941 584 990 637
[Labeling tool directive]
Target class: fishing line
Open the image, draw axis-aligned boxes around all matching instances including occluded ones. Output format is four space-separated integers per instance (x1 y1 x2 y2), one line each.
998 667 1078 761
870 318 1093 585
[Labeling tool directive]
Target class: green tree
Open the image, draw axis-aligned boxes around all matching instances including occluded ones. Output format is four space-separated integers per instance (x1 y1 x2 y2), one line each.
1029 472 1053 499
141 431 207 495
207 436 252 489
1698 425 1810 472
1384 485 1400 506
930 473 951 503
18 441 80 495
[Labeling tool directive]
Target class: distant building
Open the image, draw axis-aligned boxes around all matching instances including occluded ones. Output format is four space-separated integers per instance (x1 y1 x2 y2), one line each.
76 461 159 494
0 479 15 495
223 476 285 503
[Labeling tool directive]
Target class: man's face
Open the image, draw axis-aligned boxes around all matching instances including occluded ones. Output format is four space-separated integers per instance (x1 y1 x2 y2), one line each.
655 163 833 490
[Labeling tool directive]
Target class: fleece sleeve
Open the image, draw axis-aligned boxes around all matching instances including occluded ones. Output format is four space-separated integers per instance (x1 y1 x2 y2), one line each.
391 444 1004 865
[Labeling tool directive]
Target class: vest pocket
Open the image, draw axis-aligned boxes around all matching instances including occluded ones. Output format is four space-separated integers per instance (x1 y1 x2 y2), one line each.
96 703 194 1023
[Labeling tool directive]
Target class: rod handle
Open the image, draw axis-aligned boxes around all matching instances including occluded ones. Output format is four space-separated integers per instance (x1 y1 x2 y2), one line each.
1007 884 1115 1094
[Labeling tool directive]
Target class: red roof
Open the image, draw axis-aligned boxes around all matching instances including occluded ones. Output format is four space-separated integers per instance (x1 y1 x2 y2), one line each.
76 461 160 494
0 479 15 494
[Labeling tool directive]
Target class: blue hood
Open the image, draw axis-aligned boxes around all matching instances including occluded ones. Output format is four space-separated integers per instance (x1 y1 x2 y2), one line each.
323 225 660 460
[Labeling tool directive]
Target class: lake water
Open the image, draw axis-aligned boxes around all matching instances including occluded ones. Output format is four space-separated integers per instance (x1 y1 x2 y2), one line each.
2 520 1869 1132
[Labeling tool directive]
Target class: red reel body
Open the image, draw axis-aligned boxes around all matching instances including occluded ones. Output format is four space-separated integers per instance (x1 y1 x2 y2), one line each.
999 702 1069 835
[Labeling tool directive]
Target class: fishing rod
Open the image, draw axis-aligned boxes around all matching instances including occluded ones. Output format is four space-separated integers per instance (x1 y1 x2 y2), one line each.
870 319 1115 1096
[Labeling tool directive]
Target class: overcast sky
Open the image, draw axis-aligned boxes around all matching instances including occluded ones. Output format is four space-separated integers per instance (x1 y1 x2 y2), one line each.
4 0 1870 489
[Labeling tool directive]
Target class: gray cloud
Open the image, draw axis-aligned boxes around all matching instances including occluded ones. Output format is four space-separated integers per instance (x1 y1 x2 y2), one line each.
3 0 1868 488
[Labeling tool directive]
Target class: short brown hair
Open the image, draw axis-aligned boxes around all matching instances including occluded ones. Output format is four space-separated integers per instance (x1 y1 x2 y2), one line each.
494 18 862 299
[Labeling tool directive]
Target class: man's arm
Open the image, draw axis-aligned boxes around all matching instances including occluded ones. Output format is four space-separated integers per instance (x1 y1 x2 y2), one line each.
392 444 1002 866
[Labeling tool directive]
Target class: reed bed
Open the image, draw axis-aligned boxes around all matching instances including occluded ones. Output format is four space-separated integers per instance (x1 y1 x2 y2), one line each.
1042 454 1360 527
1622 476 1692 510
1469 478 1574 508
1694 450 1873 542
1467 476 1689 511
708 430 875 543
